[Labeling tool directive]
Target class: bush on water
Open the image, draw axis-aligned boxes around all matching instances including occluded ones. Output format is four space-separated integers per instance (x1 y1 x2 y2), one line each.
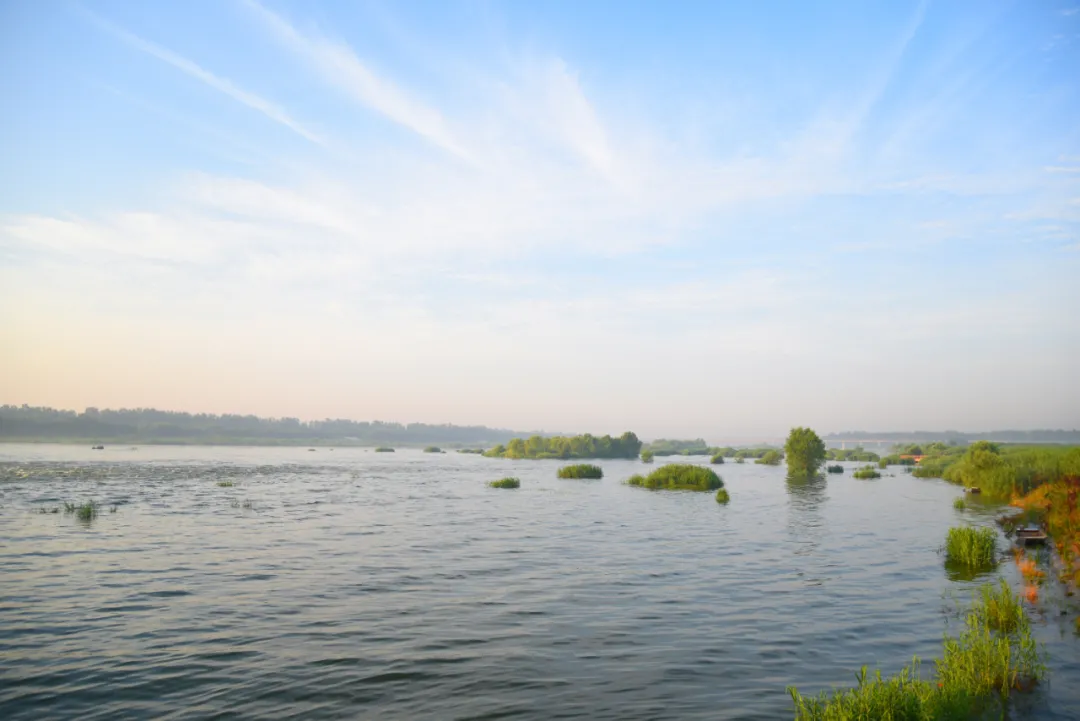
374 447 395 453
715 488 730 504
423 446 442 453
710 453 725 465
826 464 844 474
853 465 881 479
626 464 723 491
756 450 783 466
557 464 603 479
640 449 654 464
945 526 997 568
784 427 826 475
488 477 520 489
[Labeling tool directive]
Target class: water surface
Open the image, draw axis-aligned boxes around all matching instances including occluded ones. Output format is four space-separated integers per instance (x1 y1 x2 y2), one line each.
1 445 1077 719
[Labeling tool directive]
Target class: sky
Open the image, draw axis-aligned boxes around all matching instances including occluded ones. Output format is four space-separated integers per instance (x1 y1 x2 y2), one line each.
1 0 1078 441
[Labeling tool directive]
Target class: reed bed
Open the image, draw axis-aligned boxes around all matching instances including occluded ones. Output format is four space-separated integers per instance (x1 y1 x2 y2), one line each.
626 464 723 491
557 464 603 479
488 477 520 489
945 527 997 568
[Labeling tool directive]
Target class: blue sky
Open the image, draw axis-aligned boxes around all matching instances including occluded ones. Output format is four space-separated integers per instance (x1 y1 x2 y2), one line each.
1 0 1078 440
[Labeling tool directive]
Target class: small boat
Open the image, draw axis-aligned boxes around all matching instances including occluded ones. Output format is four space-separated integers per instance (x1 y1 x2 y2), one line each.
965 486 981 495
1016 527 1047 546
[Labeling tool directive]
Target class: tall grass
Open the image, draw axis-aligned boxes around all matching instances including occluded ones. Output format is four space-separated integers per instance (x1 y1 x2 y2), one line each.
63 501 98 521
789 580 1043 719
488 477 520 489
557 464 603 479
853 465 881 479
826 464 844 474
953 497 966 510
945 527 997 568
627 464 723 491
715 488 730 504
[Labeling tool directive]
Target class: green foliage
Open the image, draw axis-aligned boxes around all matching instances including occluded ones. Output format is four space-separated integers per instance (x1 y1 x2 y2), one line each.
945 527 997 568
710 453 725 465
644 438 711 456
826 447 882 463
755 450 783 466
789 581 1043 720
63 501 98 521
484 431 641 460
423 446 442 453
826 464 844 474
853 465 881 479
640 449 654 464
217 481 234 487
626 464 724 491
932 443 1078 499
456 448 485 454
374 447 395 453
488 477 520 489
715 488 730 504
953 497 966 510
557 464 603 479
785 427 826 475
736 457 745 464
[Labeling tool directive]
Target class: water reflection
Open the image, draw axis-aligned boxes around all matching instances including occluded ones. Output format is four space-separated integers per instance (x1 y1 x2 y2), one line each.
785 472 827 508
786 472 827 563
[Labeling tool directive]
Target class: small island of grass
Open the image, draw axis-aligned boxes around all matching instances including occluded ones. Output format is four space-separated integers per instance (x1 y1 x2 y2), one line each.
557 464 603 479
423 446 442 453
853 465 881 479
488 477 520 489
715 488 730 504
945 526 996 567
640 449 654 463
826 464 844 474
710 453 725 465
755 450 783 466
626 464 724 491
374 447 395 453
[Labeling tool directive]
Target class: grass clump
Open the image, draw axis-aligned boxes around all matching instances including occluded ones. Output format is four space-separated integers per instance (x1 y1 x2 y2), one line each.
374 447 395 453
710 453 725 465
423 446 442 453
217 481 234 487
627 464 724 491
755 450 783 465
789 580 1043 720
826 464 844 474
945 526 997 568
953 496 966 510
715 488 730 504
735 457 745 464
63 501 98 521
557 464 603 479
640 449 654 463
853 465 881 479
488 477 520 489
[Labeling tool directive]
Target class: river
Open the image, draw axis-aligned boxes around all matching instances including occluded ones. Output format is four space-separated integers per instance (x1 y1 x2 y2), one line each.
1 444 1077 719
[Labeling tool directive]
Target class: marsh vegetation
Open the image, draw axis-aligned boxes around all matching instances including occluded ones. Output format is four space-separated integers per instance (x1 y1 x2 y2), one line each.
945 527 997 568
556 464 603 479
484 432 641 460
626 464 723 491
488 477 520 489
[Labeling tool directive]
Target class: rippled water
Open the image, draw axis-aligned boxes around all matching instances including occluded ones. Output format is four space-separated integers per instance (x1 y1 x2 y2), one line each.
1 444 1078 719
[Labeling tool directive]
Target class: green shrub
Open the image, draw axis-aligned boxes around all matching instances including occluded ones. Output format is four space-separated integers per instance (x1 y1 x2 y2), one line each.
217 481 234 487
826 464 844 474
374 447 395 453
945 527 997 568
785 427 826 475
423 446 442 453
488 477 520 489
715 488 730 504
756 450 783 466
627 464 723 491
853 465 881 479
710 453 725 464
456 448 485 454
640 449 654 463
557 464 603 479
953 497 966 510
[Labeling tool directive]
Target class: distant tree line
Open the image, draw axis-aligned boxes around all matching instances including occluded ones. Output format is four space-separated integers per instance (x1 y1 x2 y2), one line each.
825 430 1080 444
0 405 534 446
485 432 642 459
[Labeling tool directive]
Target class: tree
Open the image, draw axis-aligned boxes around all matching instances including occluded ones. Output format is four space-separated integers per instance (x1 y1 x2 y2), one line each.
785 427 826 476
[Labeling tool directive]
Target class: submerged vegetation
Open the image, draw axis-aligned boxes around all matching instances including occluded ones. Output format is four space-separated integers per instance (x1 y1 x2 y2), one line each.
217 480 234 487
423 446 442 453
789 580 1044 719
715 488 730 504
953 496 967 510
374 447 395 453
484 432 641 460
710 453 725 465
62 501 98 521
826 464 844 474
825 447 881 463
488 477 520 489
456 448 485 454
557 464 603 479
640 449 654 464
627 464 723 491
945 527 997 568
784 427 826 476
853 465 881 480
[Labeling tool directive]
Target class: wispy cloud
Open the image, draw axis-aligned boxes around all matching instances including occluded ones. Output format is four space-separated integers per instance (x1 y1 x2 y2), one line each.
84 10 325 146
241 0 470 160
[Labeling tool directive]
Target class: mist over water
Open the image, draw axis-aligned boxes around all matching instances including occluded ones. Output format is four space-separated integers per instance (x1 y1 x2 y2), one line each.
1 445 1078 719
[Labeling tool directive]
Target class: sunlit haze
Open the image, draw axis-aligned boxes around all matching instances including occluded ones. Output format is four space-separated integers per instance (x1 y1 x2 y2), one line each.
2 1 1078 439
